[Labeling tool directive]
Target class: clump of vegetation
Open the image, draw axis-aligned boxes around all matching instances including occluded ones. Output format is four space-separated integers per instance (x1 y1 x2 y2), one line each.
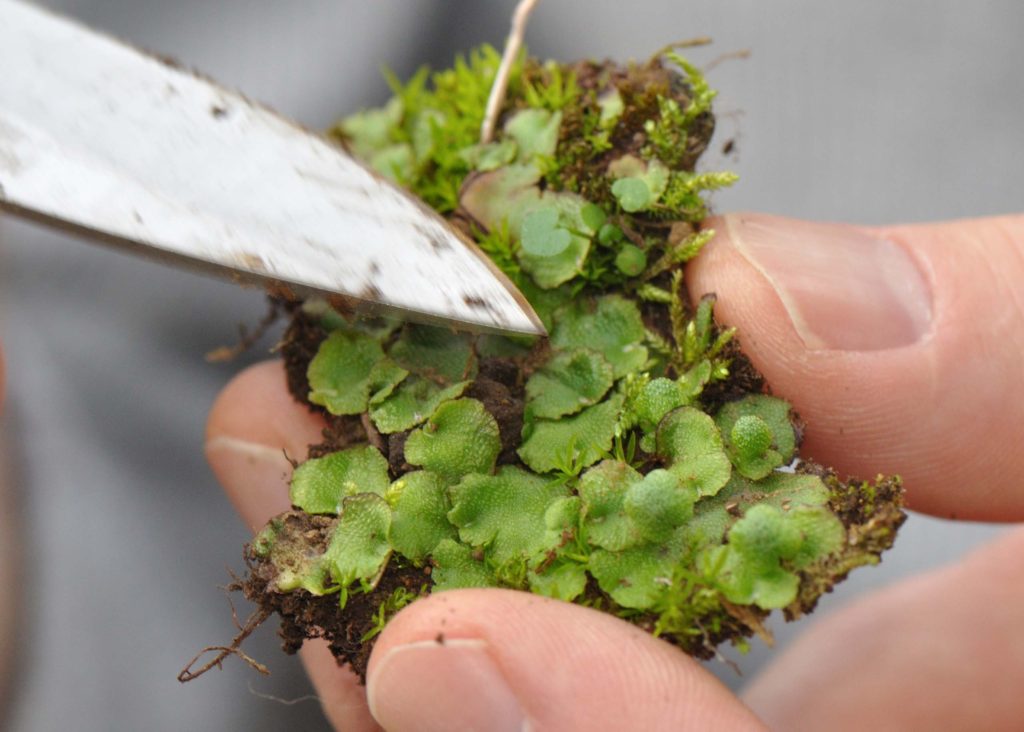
184 42 904 683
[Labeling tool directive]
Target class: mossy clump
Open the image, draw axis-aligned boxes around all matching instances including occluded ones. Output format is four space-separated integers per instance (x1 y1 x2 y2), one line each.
236 45 904 681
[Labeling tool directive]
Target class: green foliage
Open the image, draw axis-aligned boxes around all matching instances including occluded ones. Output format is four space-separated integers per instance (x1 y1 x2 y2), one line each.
701 503 844 610
608 155 669 213
517 195 597 288
323 494 392 599
656 407 733 498
728 415 782 480
332 45 507 212
611 177 652 213
519 394 624 474
448 466 569 564
307 331 405 415
251 44 903 666
579 461 695 551
520 206 572 257
431 539 495 591
525 348 615 420
551 295 648 378
369 376 470 434
361 586 422 642
657 170 740 222
504 108 563 163
527 496 588 600
290 446 391 515
588 529 687 610
387 471 457 562
405 399 501 482
521 60 581 112
665 50 717 128
389 324 476 384
716 395 798 467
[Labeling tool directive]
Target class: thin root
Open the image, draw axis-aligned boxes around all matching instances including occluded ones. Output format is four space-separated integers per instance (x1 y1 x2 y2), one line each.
205 299 281 363
177 607 273 683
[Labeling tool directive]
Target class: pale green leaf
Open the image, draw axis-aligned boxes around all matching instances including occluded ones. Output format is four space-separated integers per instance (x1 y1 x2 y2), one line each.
307 330 387 415
404 399 501 482
656 407 732 497
431 539 495 591
504 108 562 162
289 446 390 515
369 376 470 434
518 394 624 473
388 471 457 562
520 207 571 257
551 295 648 378
631 377 687 434
624 469 696 543
578 460 644 551
389 324 477 384
729 415 782 480
528 560 587 601
611 177 652 212
323 493 392 589
615 244 647 276
525 348 614 420
448 466 569 563
716 395 798 464
588 530 686 610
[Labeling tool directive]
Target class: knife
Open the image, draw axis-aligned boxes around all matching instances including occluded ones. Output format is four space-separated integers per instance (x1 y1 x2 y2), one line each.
0 0 544 336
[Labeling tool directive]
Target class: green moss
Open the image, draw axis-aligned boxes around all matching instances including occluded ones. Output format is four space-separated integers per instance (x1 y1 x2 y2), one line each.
244 43 905 667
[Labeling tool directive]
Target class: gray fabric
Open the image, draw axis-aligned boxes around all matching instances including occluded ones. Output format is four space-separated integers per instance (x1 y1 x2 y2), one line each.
0 2 1019 729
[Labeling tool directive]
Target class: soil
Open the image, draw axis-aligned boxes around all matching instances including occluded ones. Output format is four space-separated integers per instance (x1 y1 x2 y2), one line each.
278 303 328 412
239 511 431 682
465 358 526 466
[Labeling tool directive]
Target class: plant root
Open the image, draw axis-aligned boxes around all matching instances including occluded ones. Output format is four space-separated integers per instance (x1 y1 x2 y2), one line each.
177 606 273 683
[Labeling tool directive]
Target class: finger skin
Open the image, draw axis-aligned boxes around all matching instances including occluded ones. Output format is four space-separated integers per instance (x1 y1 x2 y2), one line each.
689 214 1024 521
0 342 6 413
206 361 380 731
743 527 1024 731
368 589 767 731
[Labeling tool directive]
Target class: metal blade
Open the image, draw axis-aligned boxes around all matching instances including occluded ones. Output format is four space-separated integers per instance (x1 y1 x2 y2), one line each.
0 1 544 336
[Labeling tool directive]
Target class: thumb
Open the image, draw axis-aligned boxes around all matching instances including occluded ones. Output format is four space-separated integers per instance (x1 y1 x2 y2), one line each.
366 589 766 731
689 212 1024 521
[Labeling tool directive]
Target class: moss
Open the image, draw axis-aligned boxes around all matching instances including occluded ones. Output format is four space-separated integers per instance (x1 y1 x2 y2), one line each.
235 43 905 679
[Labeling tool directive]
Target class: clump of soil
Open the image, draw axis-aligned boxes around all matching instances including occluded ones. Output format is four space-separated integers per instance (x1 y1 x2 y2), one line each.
241 512 430 682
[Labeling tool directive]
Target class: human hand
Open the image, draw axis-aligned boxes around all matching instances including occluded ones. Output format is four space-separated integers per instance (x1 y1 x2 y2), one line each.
206 212 1024 731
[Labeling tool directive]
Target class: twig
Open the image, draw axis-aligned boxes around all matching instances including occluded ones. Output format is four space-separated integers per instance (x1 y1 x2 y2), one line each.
480 0 542 144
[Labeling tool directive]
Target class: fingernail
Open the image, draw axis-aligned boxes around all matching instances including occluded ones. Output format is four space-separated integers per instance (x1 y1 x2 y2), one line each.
724 213 933 350
205 435 294 530
367 637 530 732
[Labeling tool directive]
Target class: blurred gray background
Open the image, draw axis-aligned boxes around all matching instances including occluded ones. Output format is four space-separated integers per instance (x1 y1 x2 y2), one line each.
0 1 1020 729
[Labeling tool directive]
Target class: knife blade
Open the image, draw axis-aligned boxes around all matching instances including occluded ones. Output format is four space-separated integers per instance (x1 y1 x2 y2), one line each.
0 0 544 336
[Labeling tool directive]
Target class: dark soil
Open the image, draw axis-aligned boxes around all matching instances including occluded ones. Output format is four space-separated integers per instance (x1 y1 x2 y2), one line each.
240 511 431 682
278 304 328 411
465 358 526 466
699 339 766 412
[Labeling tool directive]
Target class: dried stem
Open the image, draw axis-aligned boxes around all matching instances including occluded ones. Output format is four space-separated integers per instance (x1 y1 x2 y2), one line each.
480 0 542 144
